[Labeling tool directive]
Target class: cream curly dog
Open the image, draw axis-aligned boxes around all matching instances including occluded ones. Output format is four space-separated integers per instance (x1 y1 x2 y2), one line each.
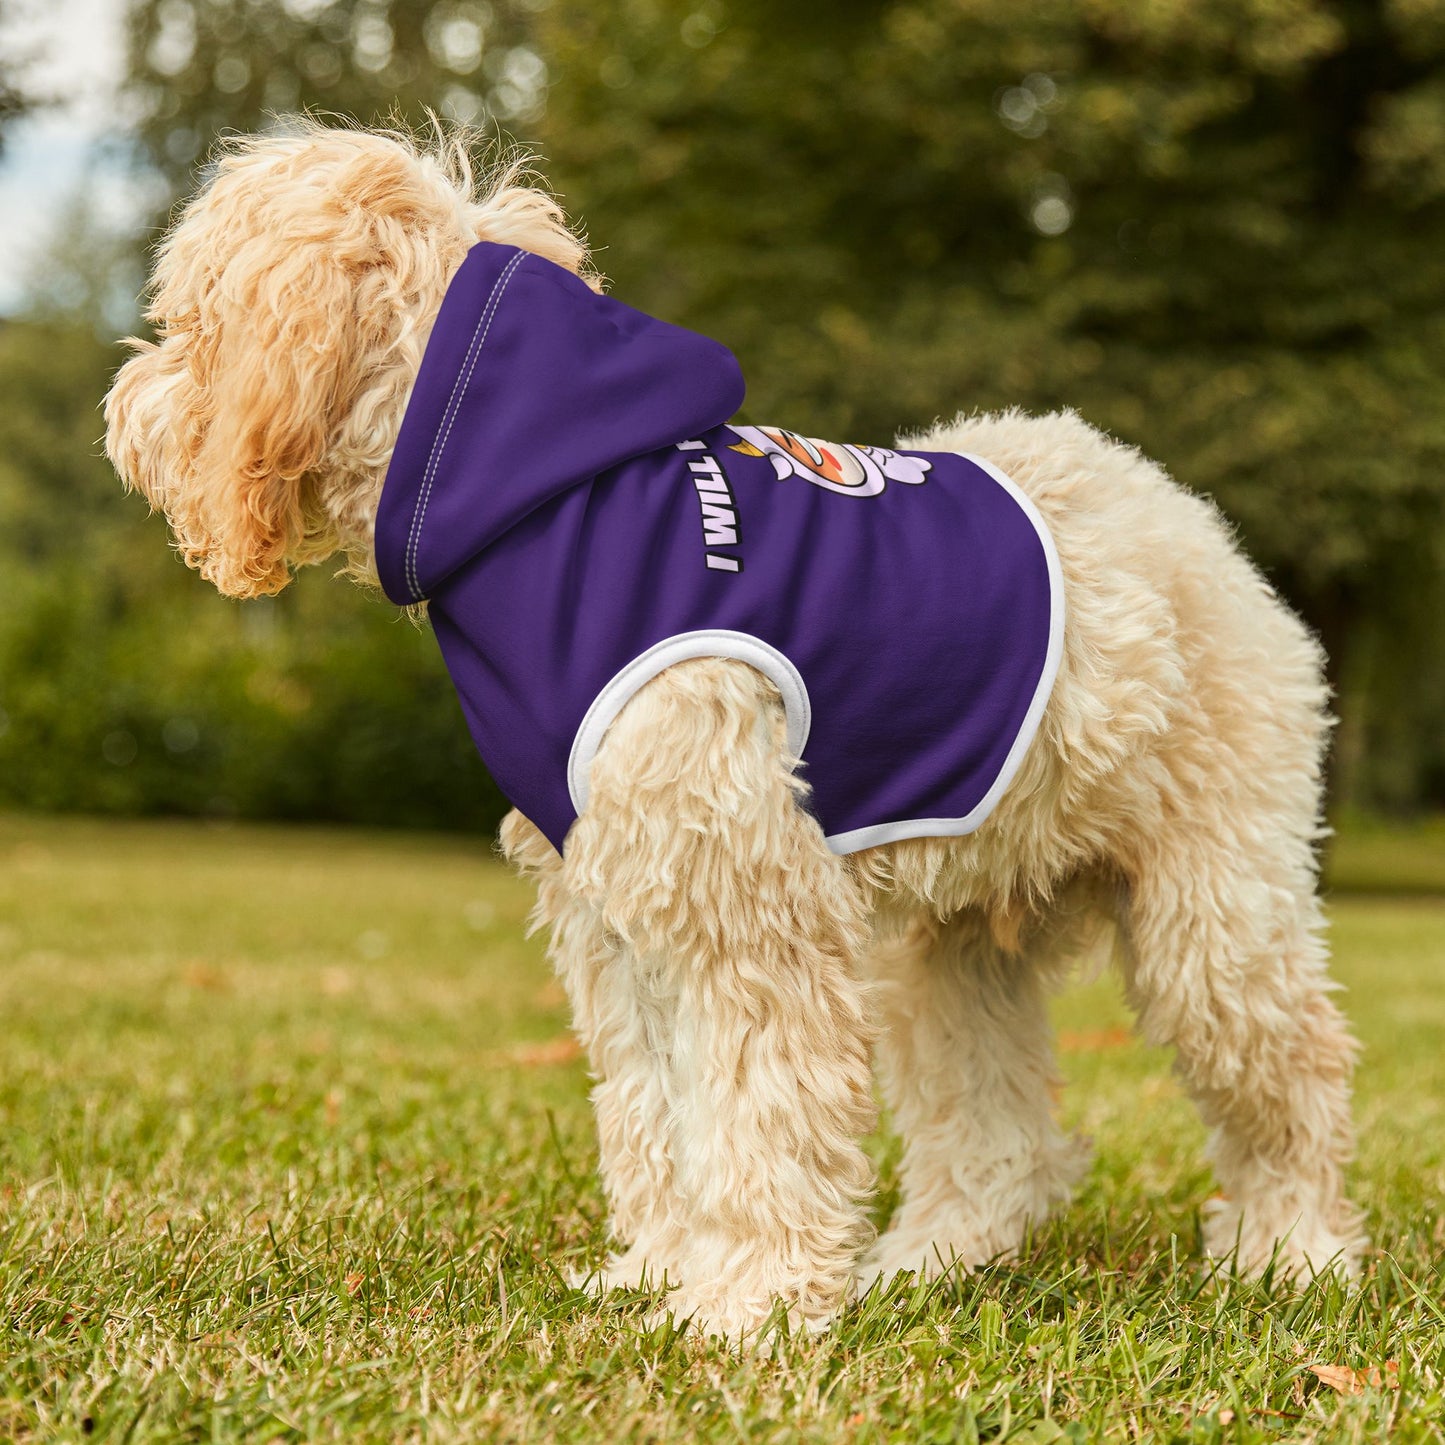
105 124 1364 1342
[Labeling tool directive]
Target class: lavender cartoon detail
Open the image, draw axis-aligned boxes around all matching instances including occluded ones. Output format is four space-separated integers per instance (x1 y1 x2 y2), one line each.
728 425 932 496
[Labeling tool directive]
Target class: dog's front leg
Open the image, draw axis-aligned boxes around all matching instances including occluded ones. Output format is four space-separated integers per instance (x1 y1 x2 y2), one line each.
565 659 878 1343
501 809 685 1289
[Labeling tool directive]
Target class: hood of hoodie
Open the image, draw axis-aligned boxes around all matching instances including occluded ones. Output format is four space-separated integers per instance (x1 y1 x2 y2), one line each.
374 243 746 605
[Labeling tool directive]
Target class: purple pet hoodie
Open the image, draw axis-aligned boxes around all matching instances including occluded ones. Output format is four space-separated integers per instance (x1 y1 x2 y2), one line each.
375 243 1064 854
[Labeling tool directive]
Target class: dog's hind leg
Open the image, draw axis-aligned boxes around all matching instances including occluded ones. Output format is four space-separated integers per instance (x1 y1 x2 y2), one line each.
1105 575 1365 1279
1119 828 1364 1280
563 658 878 1342
860 909 1089 1289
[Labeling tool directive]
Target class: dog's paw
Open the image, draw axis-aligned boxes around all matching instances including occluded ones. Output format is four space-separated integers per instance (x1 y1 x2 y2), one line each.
645 1287 836 1350
1202 1196 1367 1282
570 1245 674 1296
856 1233 996 1296
860 1132 1092 1295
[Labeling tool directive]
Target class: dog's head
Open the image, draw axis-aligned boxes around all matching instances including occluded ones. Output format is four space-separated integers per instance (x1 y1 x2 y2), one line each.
105 122 590 598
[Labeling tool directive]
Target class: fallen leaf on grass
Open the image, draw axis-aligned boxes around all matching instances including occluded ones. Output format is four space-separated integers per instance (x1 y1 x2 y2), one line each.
320 967 353 997
1309 1362 1399 1395
1057 1027 1133 1052
344 1273 365 1296
181 961 229 992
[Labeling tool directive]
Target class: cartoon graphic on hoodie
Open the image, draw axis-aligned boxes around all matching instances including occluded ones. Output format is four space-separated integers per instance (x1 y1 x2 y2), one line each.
373 243 1063 856
728 426 932 496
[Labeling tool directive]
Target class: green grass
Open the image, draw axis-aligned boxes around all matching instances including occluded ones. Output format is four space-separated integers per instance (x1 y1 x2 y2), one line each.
2 813 1443 1443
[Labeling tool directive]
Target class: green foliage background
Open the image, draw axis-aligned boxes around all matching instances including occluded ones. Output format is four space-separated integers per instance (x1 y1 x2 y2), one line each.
2 0 1443 826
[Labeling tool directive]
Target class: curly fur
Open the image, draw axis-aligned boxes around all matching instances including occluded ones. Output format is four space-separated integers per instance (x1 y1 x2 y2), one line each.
105 119 591 597
105 122 1365 1343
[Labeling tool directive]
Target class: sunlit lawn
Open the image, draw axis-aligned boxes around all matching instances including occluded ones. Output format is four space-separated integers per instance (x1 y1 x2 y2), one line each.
2 812 1443 1442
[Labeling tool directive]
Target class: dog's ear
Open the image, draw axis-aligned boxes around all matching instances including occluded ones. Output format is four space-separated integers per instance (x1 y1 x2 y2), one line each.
106 332 196 543
183 242 357 598
105 127 595 598
128 239 365 599
105 131 452 599
105 228 366 599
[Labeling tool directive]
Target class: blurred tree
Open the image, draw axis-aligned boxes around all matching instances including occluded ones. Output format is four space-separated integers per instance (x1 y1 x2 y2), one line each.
0 316 509 830
124 0 549 193
536 0 1445 808
16 0 1437 821
14 0 561 832
0 315 133 571
0 0 38 151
